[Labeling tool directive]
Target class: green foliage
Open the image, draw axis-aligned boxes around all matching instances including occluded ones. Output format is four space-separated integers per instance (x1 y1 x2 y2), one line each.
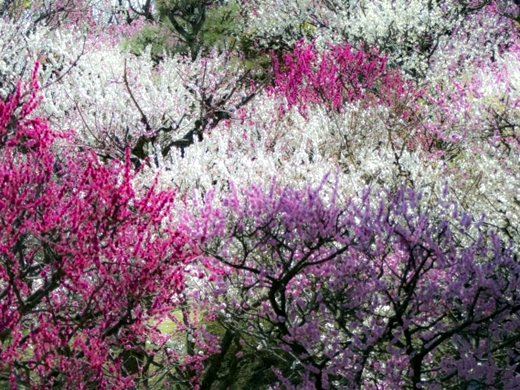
0 0 31 18
122 24 176 61
124 0 275 82
197 1 242 54
126 1 245 61
237 32 274 73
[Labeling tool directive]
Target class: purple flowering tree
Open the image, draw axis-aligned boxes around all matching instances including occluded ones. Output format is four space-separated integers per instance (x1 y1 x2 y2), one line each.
184 179 520 389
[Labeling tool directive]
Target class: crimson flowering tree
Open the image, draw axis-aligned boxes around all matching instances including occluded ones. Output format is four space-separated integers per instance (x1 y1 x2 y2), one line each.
272 41 417 115
184 179 520 389
0 66 197 388
268 40 426 166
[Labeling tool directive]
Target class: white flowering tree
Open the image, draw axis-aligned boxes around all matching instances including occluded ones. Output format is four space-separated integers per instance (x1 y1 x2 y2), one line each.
242 0 520 77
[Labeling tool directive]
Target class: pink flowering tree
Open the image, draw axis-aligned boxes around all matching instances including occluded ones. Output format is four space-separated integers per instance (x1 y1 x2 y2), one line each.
184 179 520 389
0 66 200 388
272 40 418 117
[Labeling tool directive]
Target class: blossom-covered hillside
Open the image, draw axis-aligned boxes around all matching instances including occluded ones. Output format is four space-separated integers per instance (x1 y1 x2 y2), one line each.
1 0 520 388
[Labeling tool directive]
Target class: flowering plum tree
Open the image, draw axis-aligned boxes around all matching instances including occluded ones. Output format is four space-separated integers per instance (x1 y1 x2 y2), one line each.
185 180 520 389
0 16 266 172
0 0 123 29
271 40 417 115
242 0 520 77
0 66 197 388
